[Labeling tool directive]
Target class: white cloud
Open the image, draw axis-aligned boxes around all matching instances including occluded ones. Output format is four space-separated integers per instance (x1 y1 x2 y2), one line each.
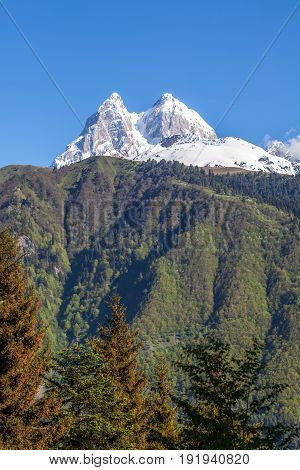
263 133 272 148
287 135 300 161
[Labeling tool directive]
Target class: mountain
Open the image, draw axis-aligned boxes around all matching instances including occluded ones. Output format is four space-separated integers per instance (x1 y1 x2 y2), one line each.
53 93 299 175
267 138 300 166
136 92 216 144
52 92 216 169
267 139 293 160
140 136 297 174
52 93 151 168
0 156 299 419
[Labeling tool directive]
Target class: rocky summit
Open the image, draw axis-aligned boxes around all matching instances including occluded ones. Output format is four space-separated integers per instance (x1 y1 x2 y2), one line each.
53 93 300 175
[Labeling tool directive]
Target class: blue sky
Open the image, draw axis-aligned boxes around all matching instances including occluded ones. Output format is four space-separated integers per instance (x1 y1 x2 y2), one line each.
0 0 299 167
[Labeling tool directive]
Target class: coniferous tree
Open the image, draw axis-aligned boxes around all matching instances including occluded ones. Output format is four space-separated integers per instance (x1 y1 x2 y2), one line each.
177 334 299 450
91 294 150 449
48 342 131 449
148 360 179 449
0 229 66 449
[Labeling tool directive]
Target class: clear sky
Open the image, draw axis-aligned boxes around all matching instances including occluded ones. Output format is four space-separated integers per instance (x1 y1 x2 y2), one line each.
0 0 299 167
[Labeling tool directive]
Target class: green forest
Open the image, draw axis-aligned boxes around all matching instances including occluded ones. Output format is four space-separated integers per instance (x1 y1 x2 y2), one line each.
0 156 299 448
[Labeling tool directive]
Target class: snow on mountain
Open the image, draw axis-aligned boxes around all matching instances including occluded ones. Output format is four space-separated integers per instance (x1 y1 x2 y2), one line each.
53 93 217 169
52 93 151 169
266 140 293 160
53 93 298 175
266 138 300 168
140 136 296 174
136 93 216 144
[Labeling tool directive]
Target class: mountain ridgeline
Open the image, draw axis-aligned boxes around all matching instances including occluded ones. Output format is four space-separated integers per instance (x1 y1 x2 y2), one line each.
0 156 299 419
52 93 300 175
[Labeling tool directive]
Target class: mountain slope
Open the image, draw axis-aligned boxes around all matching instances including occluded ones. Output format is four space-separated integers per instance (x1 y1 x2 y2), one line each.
53 93 298 175
0 157 299 419
139 136 296 174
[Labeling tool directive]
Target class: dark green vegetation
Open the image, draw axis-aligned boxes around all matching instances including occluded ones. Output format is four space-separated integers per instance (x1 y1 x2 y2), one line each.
0 156 299 420
48 341 133 450
2 239 293 452
49 295 178 450
177 335 298 449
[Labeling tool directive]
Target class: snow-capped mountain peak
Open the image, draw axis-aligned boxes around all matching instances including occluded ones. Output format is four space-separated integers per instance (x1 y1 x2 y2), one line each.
53 92 216 168
52 92 150 169
52 93 299 175
137 93 216 145
266 138 298 162
106 91 122 101
97 92 124 110
155 92 174 101
151 92 182 109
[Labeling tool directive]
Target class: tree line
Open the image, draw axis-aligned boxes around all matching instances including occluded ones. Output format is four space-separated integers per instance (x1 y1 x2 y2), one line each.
138 159 300 219
0 229 298 450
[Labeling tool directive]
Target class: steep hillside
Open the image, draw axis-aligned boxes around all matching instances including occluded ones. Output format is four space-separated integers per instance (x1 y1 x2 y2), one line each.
0 156 299 419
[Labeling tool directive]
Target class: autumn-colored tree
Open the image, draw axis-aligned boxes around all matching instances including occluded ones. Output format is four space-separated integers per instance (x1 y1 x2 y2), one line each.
148 360 179 449
91 294 150 449
177 334 299 450
0 229 67 449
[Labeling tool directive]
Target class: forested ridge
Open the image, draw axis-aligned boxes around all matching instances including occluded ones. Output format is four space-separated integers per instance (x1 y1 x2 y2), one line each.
0 235 298 449
0 156 299 422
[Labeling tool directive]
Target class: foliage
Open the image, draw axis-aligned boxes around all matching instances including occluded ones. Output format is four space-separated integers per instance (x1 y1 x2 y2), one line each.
91 295 151 449
0 229 66 449
176 334 299 450
148 360 179 449
0 157 299 420
48 341 131 449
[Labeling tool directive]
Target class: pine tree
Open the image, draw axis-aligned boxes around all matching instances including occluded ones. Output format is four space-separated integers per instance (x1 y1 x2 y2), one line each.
177 334 299 450
91 294 150 449
48 341 131 449
148 360 179 449
0 229 66 449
